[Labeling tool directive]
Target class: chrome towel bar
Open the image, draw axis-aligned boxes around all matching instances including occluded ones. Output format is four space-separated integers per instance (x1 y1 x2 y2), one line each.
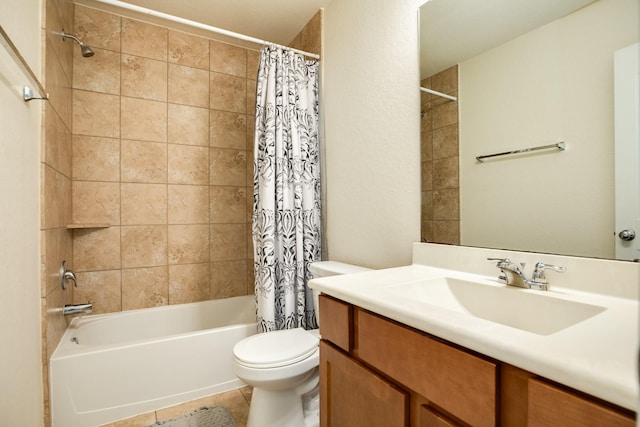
476 141 565 163
0 25 48 102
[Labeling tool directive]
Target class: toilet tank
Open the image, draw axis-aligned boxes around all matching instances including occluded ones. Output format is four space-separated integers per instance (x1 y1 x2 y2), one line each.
309 261 371 327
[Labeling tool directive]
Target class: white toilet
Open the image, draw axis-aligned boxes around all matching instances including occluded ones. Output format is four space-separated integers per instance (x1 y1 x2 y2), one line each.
232 261 370 427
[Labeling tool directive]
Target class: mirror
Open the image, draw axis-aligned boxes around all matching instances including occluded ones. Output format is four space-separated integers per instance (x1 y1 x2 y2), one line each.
419 0 640 261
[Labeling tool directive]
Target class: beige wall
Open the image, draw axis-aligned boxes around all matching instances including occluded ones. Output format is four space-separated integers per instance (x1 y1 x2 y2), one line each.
323 0 421 269
420 65 460 245
0 0 44 425
459 0 639 258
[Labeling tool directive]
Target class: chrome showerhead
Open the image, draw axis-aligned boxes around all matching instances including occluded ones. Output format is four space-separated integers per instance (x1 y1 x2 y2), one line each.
79 43 95 57
60 31 95 57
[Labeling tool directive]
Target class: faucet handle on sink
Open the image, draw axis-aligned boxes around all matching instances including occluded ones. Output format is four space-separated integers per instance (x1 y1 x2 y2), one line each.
486 257 511 267
487 258 520 284
532 262 566 284
487 257 525 270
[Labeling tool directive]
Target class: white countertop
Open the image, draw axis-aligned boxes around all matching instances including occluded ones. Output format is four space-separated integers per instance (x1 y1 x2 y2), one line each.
309 264 639 411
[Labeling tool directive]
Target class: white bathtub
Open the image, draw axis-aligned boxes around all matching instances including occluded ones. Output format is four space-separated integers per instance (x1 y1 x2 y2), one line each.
50 295 257 427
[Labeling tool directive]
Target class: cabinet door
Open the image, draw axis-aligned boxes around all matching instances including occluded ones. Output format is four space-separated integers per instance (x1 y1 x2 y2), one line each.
319 295 352 352
419 405 460 427
320 340 409 427
356 309 497 427
528 378 635 427
500 364 534 427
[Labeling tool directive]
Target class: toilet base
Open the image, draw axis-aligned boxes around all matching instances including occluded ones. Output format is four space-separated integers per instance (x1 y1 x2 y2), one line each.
246 374 319 427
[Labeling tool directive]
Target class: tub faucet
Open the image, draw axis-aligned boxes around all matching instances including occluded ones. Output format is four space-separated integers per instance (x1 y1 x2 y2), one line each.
60 261 77 289
487 258 565 291
63 303 93 316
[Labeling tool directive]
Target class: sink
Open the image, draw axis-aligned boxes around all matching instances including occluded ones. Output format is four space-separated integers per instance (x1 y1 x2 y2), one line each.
383 277 606 335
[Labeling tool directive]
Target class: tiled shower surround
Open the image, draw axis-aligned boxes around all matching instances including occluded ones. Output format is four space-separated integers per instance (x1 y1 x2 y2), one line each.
420 65 460 245
70 5 259 313
39 3 320 424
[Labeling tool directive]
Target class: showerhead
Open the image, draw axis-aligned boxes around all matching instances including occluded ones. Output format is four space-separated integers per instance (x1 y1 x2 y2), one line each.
79 43 95 58
60 31 94 57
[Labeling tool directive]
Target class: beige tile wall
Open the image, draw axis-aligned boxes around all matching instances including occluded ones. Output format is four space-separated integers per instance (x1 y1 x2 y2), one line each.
289 10 323 56
421 65 460 245
71 5 260 314
41 0 76 425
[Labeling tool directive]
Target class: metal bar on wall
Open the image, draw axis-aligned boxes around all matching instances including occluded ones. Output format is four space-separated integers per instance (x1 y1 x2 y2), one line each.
86 0 321 60
0 25 48 101
476 141 566 163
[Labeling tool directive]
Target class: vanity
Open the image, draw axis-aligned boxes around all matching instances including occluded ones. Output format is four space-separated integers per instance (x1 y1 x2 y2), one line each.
312 2 640 424
309 243 639 426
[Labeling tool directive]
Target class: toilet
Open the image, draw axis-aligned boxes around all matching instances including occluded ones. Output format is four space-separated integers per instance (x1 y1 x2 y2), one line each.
232 261 370 427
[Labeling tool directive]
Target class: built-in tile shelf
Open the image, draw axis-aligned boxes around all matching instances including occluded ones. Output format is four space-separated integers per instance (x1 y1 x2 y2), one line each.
66 223 110 229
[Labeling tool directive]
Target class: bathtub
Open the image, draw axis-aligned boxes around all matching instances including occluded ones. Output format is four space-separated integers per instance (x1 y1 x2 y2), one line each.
50 295 257 427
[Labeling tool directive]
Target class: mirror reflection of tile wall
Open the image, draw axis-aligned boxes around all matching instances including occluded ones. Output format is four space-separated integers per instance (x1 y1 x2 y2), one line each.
420 65 459 245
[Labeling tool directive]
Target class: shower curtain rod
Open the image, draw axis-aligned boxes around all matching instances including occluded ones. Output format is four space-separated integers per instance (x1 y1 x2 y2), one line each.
420 87 457 102
87 0 321 60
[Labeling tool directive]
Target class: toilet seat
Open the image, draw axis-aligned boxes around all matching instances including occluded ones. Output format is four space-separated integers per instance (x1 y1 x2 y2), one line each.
234 328 319 369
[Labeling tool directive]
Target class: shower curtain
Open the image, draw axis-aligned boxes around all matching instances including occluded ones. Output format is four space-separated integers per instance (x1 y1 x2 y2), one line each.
252 46 321 333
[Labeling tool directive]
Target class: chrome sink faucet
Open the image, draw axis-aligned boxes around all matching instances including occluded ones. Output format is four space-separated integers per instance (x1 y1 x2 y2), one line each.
488 258 566 291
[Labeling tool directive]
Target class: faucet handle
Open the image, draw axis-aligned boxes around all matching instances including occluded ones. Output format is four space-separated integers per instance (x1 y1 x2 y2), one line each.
532 262 566 284
487 258 512 283
487 257 525 270
487 257 510 266
60 261 78 290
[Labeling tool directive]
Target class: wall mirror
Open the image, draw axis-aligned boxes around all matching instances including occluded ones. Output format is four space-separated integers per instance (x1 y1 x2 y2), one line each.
419 0 639 261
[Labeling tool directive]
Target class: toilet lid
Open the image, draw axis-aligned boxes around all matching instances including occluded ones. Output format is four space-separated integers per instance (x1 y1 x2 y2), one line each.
234 328 319 368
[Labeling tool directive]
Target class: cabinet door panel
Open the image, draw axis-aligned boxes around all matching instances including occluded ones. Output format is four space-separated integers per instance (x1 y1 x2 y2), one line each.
320 341 408 427
356 309 496 427
319 295 352 351
419 405 459 427
500 364 535 427
528 378 635 427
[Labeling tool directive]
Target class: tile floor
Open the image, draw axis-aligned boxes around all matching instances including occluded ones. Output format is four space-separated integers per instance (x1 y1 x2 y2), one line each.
101 386 252 427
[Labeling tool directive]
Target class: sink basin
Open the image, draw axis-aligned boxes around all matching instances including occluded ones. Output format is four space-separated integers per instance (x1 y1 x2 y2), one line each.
384 277 606 335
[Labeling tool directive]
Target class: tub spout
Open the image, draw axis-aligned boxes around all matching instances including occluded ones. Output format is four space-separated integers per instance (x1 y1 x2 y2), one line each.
63 303 93 316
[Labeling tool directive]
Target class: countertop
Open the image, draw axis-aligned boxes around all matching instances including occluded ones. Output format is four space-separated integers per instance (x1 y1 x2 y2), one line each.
309 264 639 411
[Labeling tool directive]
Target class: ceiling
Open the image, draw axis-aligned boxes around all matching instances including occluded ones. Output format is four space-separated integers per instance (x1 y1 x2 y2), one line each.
77 0 333 47
419 0 598 78
77 0 599 76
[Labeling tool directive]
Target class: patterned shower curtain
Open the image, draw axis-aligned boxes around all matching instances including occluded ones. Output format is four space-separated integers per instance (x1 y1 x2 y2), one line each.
252 46 321 333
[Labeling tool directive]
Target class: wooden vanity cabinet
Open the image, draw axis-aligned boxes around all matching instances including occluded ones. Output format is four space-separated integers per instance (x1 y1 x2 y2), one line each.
319 295 496 427
501 365 635 427
418 404 460 427
356 309 497 427
527 378 635 427
319 294 636 427
318 292 352 352
320 340 409 427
